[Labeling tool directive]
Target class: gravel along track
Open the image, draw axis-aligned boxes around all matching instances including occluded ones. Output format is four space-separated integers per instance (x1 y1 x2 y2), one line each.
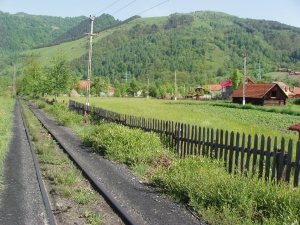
0 100 49 225
27 101 207 225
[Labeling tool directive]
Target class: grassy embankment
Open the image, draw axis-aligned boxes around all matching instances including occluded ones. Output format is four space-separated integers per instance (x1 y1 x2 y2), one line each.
38 97 300 225
0 97 15 188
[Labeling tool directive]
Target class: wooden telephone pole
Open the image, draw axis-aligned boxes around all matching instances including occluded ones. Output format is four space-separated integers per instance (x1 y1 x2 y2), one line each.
85 16 96 107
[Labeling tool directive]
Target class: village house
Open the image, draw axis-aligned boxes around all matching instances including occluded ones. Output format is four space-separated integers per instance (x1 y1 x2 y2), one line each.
231 83 288 106
293 87 300 98
272 81 295 98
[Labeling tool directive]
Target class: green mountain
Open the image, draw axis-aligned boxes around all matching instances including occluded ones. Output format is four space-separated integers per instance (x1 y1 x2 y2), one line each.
69 11 300 87
2 10 300 91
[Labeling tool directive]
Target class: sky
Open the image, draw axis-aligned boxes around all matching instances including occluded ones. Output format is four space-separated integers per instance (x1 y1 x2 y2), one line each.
1 0 300 28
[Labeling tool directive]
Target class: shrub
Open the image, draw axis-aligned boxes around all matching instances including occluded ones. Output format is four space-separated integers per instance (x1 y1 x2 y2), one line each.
293 99 300 105
83 122 167 167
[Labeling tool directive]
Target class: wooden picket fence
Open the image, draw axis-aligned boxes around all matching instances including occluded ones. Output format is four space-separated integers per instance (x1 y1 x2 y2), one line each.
68 100 300 187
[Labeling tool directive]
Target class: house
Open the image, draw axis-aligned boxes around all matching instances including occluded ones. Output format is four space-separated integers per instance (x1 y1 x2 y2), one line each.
293 87 300 98
76 80 88 89
202 84 222 98
278 68 288 72
272 82 295 98
230 83 288 106
220 79 233 99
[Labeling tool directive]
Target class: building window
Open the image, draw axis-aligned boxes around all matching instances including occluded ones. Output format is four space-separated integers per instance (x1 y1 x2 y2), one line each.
271 91 277 98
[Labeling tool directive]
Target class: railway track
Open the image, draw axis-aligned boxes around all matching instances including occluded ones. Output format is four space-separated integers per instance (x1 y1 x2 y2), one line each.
20 99 204 225
20 99 139 225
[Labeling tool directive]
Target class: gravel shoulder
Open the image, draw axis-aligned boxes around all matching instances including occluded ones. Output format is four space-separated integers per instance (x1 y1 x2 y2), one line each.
0 100 49 225
27 102 207 225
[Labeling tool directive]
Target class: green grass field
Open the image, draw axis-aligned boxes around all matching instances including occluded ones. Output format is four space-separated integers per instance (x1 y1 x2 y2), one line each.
60 97 300 144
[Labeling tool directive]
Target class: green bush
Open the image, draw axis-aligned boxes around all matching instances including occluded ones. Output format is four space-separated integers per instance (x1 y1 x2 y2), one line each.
294 99 300 105
44 103 83 126
83 122 168 167
36 102 46 109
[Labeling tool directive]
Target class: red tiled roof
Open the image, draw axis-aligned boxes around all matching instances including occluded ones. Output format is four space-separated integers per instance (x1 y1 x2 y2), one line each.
294 87 300 95
203 84 222 91
76 81 88 89
220 79 232 87
231 83 278 98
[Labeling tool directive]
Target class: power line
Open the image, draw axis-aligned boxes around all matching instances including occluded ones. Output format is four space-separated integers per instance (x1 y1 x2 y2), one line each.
137 0 169 16
112 0 137 16
94 0 122 16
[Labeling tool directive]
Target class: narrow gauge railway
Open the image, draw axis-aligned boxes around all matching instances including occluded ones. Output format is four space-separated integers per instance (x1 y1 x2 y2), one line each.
22 99 205 225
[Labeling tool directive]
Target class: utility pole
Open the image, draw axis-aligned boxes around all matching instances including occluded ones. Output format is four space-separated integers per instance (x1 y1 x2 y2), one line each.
243 54 246 105
85 16 96 107
12 64 16 97
147 77 149 99
257 60 261 80
174 70 177 100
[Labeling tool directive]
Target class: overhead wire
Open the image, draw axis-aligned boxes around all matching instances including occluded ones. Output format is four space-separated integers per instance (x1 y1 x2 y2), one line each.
93 0 121 17
111 0 137 16
137 0 169 17
62 0 169 64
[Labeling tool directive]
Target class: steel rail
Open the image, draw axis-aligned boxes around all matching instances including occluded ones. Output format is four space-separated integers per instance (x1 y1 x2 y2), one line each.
19 99 57 225
25 101 139 225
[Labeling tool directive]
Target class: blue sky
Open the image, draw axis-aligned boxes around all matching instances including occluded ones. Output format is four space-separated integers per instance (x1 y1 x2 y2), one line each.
1 0 300 28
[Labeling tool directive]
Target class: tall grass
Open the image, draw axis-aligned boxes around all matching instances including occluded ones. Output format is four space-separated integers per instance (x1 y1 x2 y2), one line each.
0 97 15 185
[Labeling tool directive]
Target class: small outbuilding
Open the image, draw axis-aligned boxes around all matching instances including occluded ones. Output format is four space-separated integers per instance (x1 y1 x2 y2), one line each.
231 83 288 106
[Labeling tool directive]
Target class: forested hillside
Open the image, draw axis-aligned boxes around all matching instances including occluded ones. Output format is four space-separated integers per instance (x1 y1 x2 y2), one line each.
67 11 300 90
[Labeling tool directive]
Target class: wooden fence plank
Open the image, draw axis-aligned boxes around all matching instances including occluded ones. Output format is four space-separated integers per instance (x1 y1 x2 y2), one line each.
202 128 206 157
245 135 252 173
294 141 300 187
271 137 278 181
187 124 191 156
252 135 259 176
224 131 229 169
220 130 224 160
265 137 272 181
198 126 202 155
240 133 246 174
206 128 210 157
259 135 265 178
278 138 286 181
234 132 240 174
229 132 235 174
194 126 198 155
215 129 219 159
210 129 214 158
285 139 293 183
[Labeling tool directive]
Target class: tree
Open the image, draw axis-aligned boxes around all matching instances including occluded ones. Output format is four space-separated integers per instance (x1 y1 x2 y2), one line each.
47 48 71 98
128 77 139 96
231 69 243 90
21 54 44 96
